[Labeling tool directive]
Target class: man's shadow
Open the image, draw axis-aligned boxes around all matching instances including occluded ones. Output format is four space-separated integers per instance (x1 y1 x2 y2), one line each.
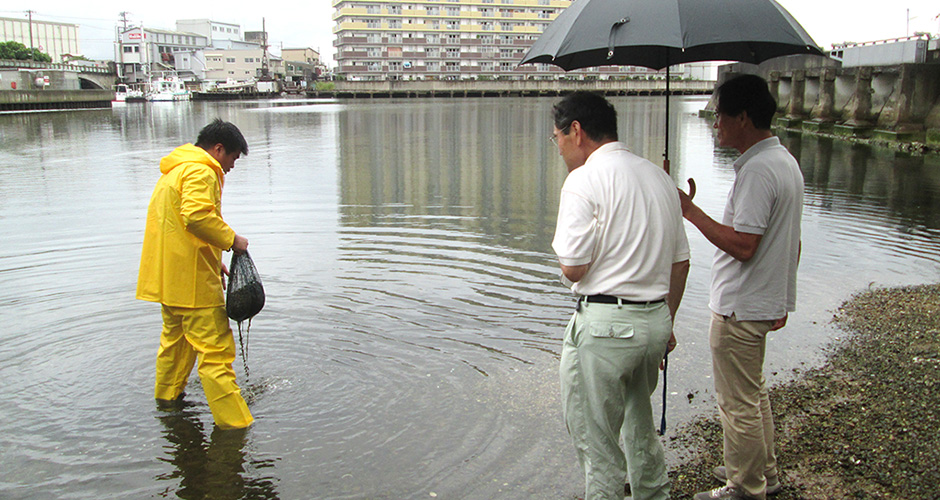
155 401 279 499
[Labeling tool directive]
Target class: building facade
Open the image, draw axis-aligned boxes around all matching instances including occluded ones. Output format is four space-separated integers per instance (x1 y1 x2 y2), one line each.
115 26 209 83
0 16 80 63
282 47 321 66
176 19 243 48
332 0 680 81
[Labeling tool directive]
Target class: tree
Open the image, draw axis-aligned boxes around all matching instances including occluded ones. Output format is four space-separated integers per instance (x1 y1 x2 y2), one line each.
0 41 52 62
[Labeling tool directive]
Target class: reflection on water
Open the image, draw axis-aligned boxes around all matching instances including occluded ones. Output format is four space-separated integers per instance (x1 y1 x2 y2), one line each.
155 403 279 499
0 98 939 499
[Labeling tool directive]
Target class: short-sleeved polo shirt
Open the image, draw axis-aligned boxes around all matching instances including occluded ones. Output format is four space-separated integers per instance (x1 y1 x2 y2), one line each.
552 142 690 300
709 136 803 320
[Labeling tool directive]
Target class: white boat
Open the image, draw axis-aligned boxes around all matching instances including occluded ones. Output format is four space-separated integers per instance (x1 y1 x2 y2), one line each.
147 75 191 101
112 83 144 102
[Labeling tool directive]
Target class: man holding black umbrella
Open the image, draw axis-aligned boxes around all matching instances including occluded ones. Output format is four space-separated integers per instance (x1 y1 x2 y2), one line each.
551 91 689 500
680 75 803 500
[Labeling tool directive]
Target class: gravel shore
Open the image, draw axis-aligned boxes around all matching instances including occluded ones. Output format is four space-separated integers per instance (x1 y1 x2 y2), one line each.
666 284 940 499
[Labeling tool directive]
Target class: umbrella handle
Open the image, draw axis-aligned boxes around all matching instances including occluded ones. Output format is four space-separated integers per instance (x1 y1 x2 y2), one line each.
687 178 697 200
607 18 630 60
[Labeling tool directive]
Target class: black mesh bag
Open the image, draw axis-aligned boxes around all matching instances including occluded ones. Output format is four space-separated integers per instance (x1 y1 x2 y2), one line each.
226 251 265 322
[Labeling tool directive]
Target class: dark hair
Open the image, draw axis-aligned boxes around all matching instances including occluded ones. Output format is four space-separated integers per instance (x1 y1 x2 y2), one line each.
195 119 249 155
716 74 777 130
552 91 618 142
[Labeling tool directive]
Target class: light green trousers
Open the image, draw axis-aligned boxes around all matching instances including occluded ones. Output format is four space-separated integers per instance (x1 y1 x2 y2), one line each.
560 300 671 500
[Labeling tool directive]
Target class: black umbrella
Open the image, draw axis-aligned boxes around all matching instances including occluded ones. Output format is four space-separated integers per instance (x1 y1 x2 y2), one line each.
521 0 826 171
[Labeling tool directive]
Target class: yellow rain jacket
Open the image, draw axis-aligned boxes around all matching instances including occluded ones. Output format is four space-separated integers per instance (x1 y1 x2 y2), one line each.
136 144 236 308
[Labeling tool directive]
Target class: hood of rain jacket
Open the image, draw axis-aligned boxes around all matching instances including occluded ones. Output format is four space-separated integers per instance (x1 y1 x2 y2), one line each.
136 144 236 308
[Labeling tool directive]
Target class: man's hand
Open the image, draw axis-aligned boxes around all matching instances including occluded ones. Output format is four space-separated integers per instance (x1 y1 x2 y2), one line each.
221 262 229 289
677 178 696 217
770 313 788 331
661 332 677 370
231 234 248 254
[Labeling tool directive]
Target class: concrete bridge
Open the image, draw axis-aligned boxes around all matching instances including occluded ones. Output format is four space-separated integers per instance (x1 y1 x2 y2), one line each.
0 59 117 90
309 78 715 98
705 56 940 148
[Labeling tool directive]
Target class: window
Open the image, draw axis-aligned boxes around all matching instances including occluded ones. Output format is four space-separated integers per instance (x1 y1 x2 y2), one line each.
427 7 439 15
123 46 134 53
389 61 402 71
245 58 254 63
388 5 402 14
226 57 235 63
388 19 402 28
446 34 460 44
446 20 460 30
445 61 459 72
446 7 460 16
366 4 381 14
446 48 460 57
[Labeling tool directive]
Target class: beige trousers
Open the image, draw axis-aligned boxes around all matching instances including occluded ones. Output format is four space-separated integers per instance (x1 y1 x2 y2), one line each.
709 313 778 500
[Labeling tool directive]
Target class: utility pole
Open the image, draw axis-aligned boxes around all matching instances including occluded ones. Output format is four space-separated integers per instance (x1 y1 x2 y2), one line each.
117 12 130 80
26 10 34 61
260 17 270 80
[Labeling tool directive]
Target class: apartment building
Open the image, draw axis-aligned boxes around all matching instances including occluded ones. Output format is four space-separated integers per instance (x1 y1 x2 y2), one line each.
332 0 670 81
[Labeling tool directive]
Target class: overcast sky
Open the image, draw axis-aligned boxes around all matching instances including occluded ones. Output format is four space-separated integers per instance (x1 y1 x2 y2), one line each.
2 1 937 65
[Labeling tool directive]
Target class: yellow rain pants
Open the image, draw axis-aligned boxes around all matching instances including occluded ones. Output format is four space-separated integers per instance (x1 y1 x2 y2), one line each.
156 305 253 430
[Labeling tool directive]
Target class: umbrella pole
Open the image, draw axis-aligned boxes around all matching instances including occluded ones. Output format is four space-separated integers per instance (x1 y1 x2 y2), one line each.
664 64 670 174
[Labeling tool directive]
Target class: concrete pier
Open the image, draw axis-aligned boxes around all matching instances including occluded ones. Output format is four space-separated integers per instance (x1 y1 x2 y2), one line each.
0 90 113 112
703 56 940 149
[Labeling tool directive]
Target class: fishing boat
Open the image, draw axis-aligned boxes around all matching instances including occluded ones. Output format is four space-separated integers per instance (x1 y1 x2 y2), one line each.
112 83 144 103
147 74 191 102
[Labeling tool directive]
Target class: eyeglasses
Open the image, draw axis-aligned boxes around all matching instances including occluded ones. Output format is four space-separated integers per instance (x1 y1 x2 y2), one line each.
549 127 570 146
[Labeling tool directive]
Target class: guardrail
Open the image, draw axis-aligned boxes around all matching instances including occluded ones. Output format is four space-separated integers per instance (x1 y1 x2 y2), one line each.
0 59 113 74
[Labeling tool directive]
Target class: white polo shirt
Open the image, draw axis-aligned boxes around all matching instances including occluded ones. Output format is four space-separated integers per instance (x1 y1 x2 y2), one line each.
552 142 690 300
709 136 803 321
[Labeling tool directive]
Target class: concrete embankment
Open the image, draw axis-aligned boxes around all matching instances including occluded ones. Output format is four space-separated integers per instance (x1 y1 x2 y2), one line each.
0 90 113 112
703 56 940 150
307 79 714 98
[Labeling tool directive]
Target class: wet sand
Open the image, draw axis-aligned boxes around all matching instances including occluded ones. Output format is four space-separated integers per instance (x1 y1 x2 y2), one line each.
666 284 940 499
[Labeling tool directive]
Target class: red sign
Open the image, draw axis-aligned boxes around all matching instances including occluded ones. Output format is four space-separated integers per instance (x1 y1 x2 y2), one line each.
129 32 146 40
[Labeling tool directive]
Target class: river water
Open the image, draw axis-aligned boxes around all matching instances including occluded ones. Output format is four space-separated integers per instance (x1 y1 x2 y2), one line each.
1 97 938 499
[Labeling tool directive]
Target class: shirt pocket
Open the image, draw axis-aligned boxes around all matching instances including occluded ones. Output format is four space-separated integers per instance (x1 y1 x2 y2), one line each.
588 322 635 339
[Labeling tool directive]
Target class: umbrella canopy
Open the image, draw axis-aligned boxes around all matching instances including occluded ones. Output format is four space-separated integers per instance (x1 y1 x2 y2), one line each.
522 0 826 172
521 0 825 70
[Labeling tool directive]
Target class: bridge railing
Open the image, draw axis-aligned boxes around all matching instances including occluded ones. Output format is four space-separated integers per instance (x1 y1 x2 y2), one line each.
0 59 113 74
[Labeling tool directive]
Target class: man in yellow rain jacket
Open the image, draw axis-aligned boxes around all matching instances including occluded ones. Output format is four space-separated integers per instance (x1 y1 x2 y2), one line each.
137 119 253 430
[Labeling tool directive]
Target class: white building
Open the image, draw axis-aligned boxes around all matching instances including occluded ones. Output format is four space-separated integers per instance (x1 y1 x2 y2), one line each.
0 16 80 63
115 26 209 83
175 19 260 50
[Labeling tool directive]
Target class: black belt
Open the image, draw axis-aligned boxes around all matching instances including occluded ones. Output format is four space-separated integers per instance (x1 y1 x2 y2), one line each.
580 294 665 305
